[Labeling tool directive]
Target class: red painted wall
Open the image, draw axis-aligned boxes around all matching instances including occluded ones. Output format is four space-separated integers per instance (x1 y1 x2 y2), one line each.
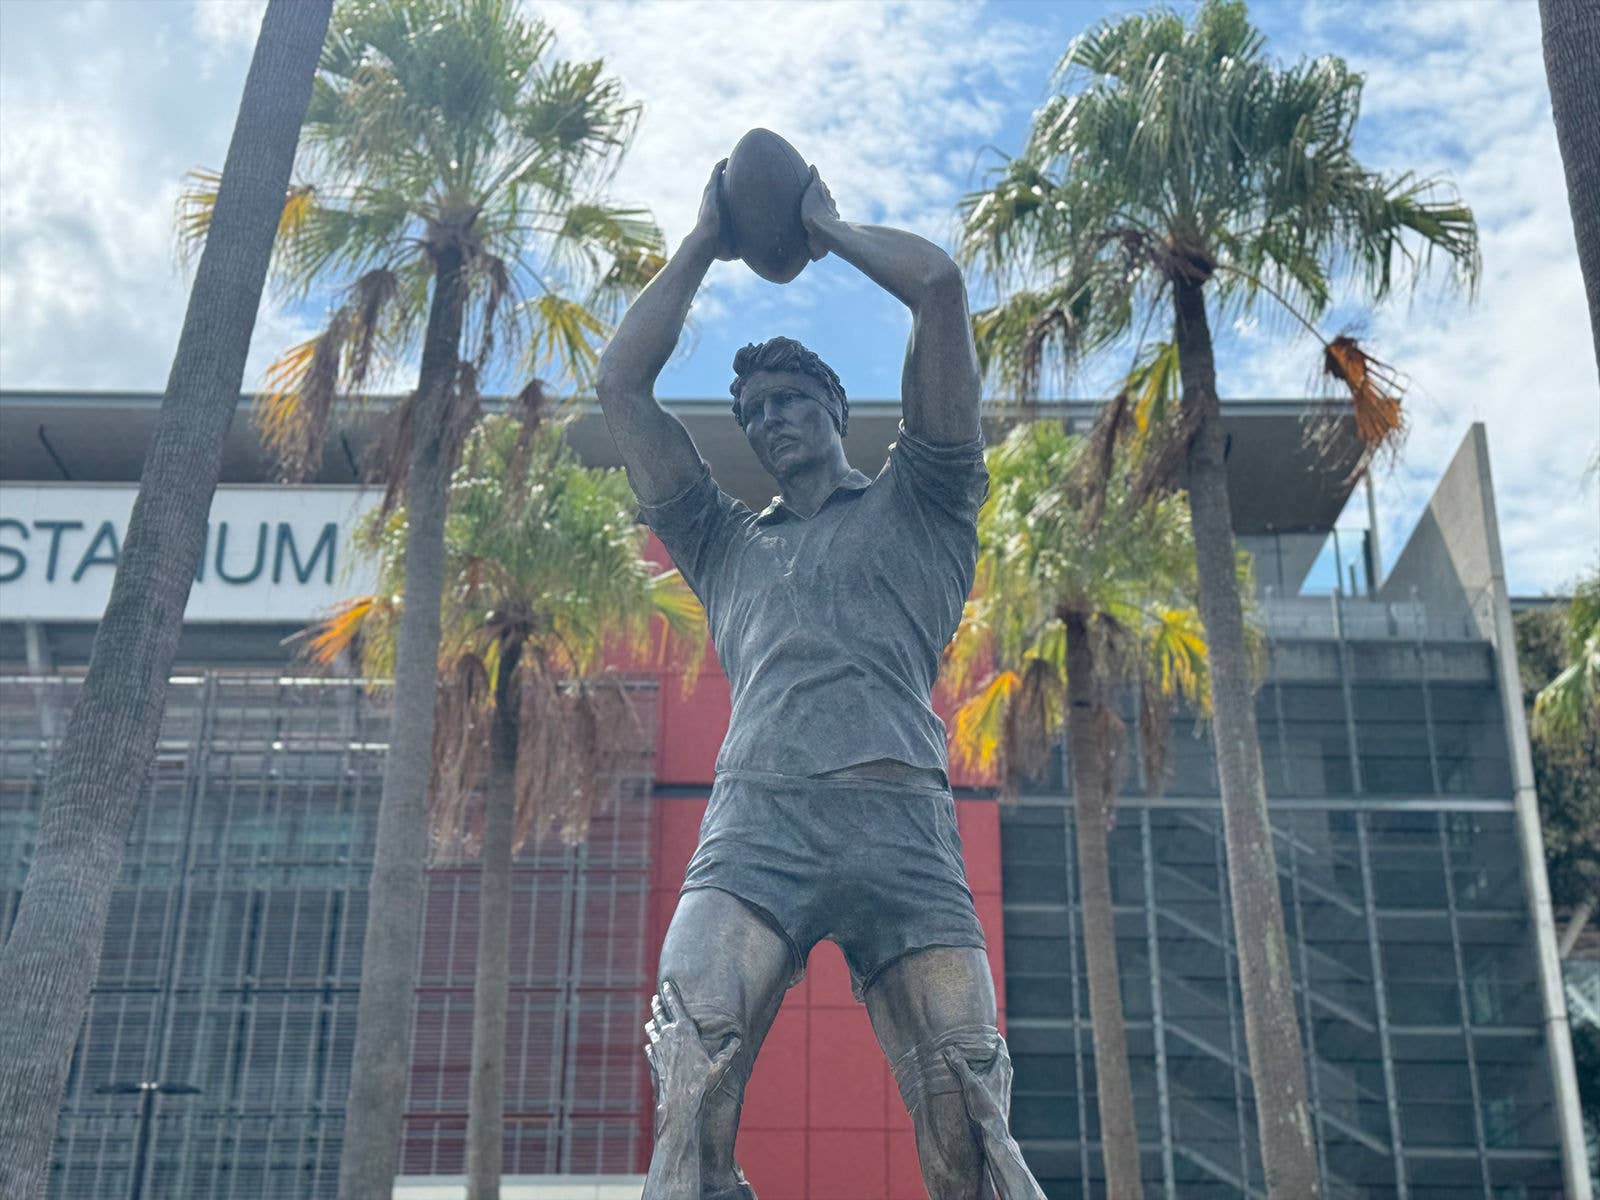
632 532 1006 1198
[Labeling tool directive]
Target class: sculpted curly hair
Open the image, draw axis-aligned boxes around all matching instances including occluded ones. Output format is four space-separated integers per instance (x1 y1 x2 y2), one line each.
729 337 848 437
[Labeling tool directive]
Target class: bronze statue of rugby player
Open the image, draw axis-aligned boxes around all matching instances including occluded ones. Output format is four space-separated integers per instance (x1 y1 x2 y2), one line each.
597 160 1046 1200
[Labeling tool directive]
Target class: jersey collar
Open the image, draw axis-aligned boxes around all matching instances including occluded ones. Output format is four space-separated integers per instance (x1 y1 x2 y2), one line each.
755 467 874 524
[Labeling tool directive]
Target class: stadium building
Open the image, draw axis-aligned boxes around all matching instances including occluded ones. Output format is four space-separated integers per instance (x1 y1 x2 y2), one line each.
0 389 1589 1199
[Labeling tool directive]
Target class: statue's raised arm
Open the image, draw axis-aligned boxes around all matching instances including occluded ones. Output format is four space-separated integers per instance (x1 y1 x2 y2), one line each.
799 169 982 446
594 163 736 505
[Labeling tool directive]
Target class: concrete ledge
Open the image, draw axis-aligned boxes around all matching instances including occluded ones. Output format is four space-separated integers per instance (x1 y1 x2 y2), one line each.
393 1177 645 1200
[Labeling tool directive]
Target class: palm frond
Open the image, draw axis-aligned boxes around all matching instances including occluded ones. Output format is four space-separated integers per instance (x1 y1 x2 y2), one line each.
525 291 609 388
1533 651 1600 745
255 316 347 482
176 168 319 265
1322 334 1406 449
1534 571 1600 747
301 594 382 667
1146 605 1209 709
642 569 709 693
949 671 1021 775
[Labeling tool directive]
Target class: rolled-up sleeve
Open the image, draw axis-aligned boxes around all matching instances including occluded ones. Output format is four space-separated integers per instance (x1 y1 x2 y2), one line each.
631 459 742 602
886 419 990 526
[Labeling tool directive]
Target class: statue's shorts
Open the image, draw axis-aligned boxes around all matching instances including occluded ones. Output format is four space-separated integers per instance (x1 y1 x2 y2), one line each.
681 767 987 1001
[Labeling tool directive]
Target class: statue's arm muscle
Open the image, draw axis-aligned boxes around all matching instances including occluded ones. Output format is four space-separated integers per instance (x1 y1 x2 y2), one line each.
804 185 981 445
596 228 721 505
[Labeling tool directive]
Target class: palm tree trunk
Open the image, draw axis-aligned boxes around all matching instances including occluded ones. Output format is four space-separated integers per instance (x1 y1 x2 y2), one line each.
468 646 522 1200
0 5 329 1196
1065 614 1145 1200
337 242 469 1200
1173 277 1320 1198
1540 0 1600 383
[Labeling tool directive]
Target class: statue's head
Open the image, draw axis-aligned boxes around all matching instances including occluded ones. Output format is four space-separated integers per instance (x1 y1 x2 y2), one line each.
730 337 848 481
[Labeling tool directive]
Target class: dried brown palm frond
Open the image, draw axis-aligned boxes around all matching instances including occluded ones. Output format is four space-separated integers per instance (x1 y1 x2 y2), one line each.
998 655 1062 805
1126 396 1201 509
467 253 516 370
254 268 398 483
428 653 494 857
1321 335 1407 480
500 378 552 494
512 672 651 848
258 311 349 482
1078 387 1132 532
372 358 484 517
345 267 400 387
1138 679 1173 799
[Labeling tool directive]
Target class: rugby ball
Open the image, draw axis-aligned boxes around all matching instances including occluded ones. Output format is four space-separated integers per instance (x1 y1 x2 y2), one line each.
723 128 813 284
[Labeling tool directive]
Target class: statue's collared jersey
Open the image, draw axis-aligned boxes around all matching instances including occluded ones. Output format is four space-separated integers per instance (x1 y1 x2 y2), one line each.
633 420 988 779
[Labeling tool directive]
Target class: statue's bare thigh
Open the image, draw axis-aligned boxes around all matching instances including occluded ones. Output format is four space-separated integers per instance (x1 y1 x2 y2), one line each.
656 886 793 1198
865 945 999 1200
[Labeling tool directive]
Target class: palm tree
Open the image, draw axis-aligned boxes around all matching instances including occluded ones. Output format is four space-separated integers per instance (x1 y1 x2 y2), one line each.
1541 0 1600 383
179 5 661 1193
305 414 704 1199
1531 568 1600 956
957 4 1480 1190
0 6 331 1196
944 412 1214 1199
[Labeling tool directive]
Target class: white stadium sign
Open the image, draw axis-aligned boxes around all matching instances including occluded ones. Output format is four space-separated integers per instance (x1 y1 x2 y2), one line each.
0 485 380 623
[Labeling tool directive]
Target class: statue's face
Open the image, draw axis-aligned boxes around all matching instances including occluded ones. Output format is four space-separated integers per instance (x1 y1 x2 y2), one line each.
737 369 840 481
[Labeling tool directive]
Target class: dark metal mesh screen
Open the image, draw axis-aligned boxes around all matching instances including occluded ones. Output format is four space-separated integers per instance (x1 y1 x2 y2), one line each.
1002 781 1563 1195
0 671 656 1198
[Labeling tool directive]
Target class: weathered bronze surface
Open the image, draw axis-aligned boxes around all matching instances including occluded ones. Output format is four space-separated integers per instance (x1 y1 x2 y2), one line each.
596 140 1047 1199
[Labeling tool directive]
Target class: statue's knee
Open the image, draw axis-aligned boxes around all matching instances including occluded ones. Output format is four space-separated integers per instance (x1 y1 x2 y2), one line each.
887 1024 1004 1199
671 1000 752 1104
890 1022 1002 1116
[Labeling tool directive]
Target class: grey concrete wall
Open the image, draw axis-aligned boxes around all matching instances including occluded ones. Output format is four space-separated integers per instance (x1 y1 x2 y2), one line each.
1379 425 1500 637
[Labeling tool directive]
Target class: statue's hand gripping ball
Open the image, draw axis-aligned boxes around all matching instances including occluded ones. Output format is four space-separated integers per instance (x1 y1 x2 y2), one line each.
722 128 814 284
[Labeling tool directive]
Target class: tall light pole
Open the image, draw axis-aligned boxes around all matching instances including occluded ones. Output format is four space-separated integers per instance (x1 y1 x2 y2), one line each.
94 1081 201 1200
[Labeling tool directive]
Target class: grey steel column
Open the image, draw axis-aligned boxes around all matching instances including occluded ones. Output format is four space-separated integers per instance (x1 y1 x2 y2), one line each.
1364 473 1383 594
1437 814 1493 1196
1355 813 1408 1198
557 841 590 1172
1140 811 1176 1198
1333 591 1364 796
141 673 216 1198
1064 799 1091 1190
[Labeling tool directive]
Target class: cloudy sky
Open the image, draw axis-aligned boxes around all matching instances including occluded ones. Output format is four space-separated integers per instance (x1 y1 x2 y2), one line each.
1 0 1595 594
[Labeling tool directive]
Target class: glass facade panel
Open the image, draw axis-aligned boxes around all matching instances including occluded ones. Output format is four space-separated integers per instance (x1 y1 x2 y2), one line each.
1430 683 1514 796
1351 681 1436 795
1001 628 1566 1198
1138 642 1514 802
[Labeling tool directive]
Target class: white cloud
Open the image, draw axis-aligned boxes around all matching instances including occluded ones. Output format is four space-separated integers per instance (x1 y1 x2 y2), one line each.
192 0 267 50
0 1 316 395
531 0 1027 259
